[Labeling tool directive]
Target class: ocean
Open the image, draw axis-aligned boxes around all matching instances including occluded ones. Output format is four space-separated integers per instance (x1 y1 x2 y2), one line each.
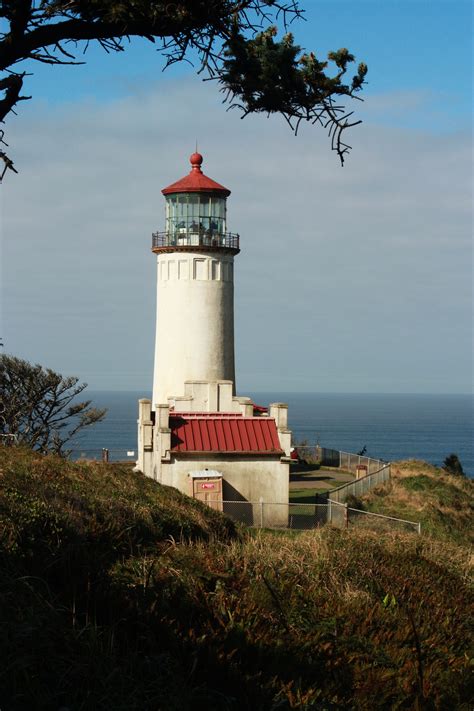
72 391 473 476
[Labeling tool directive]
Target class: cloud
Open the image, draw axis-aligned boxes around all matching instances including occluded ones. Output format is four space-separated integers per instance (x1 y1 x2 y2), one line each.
1 76 472 394
357 88 471 135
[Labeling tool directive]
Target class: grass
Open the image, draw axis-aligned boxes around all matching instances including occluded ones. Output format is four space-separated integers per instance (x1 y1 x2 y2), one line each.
291 464 353 477
289 488 320 504
289 484 344 504
359 460 474 544
0 447 472 710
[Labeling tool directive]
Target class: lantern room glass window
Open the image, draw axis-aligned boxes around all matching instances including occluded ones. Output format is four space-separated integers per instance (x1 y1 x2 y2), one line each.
165 193 227 237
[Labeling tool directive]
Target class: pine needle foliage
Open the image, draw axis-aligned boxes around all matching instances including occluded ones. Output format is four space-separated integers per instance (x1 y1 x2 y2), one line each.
222 26 367 150
0 1 367 176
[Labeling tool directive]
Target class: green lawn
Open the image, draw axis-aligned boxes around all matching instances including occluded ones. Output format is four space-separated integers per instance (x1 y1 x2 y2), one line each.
289 482 339 504
289 487 325 503
289 478 345 503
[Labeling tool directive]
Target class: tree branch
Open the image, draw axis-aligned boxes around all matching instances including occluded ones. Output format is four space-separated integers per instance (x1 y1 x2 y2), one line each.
0 1 367 171
0 354 106 455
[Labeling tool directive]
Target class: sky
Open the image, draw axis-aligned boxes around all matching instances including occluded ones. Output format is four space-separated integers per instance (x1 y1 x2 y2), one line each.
1 0 472 394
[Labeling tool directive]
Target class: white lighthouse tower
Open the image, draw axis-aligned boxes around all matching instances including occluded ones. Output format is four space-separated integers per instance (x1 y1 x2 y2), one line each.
137 153 291 526
152 152 238 407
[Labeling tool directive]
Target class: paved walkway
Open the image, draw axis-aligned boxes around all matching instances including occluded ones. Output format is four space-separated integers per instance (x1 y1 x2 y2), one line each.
290 467 354 491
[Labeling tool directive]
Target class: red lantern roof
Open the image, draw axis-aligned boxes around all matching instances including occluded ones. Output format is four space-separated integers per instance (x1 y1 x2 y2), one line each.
162 153 231 197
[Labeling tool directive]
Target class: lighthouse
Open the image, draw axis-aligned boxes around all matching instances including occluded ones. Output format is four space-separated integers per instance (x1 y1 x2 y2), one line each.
136 153 292 526
152 152 238 407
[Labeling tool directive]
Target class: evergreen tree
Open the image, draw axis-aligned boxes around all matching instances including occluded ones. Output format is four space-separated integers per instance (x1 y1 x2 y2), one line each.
443 453 465 477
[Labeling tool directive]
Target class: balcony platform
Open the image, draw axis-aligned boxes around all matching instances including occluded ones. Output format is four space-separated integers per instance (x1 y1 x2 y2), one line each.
152 231 240 255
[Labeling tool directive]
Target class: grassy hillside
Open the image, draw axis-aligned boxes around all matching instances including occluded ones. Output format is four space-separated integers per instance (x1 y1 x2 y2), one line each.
353 460 474 544
0 448 472 710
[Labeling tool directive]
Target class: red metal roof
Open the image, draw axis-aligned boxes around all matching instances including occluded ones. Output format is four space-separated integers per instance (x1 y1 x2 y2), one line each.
170 412 242 418
162 153 231 197
170 415 283 455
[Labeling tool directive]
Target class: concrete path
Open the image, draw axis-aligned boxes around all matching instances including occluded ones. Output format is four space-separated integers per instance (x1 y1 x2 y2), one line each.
290 467 354 491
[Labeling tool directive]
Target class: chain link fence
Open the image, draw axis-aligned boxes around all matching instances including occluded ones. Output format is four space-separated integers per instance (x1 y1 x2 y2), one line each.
220 500 420 534
327 499 420 533
339 450 388 475
295 446 388 474
222 501 329 530
68 448 137 462
0 442 136 462
328 464 391 503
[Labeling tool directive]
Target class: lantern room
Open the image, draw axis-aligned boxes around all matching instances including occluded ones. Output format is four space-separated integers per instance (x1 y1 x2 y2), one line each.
152 153 239 253
164 192 227 239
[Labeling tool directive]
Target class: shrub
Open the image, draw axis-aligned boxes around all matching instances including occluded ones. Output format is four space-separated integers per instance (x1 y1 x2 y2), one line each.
344 494 365 510
443 453 465 477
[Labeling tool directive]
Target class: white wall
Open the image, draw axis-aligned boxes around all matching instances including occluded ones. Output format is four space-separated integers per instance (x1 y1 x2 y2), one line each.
152 252 236 405
160 455 289 526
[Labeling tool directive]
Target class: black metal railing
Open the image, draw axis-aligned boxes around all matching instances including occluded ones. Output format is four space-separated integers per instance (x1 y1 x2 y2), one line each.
152 231 240 251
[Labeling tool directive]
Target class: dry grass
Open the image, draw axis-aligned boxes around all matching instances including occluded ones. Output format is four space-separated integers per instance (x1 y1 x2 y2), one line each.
0 448 472 710
361 459 474 545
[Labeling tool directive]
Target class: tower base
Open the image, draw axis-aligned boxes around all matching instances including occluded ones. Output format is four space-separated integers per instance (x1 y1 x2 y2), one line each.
135 381 292 527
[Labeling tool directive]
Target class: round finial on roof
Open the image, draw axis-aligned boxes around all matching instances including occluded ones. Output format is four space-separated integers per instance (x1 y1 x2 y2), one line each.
190 152 203 172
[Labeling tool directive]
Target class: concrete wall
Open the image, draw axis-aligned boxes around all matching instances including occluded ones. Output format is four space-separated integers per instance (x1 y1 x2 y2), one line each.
270 403 292 456
171 380 241 413
152 252 236 406
136 399 292 527
161 455 289 527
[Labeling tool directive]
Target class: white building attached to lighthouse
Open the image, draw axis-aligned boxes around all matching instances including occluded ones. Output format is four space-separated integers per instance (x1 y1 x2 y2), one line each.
136 153 291 525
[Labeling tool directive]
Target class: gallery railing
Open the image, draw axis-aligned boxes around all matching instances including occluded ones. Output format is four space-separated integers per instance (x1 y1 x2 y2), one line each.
152 231 240 250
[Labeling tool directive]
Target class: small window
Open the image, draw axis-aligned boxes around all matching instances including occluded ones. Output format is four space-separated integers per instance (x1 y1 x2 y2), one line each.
194 258 207 280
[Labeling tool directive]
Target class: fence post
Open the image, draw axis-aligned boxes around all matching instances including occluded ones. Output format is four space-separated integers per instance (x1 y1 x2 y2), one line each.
344 503 348 529
259 497 264 528
102 448 109 463
328 499 332 524
417 522 421 535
